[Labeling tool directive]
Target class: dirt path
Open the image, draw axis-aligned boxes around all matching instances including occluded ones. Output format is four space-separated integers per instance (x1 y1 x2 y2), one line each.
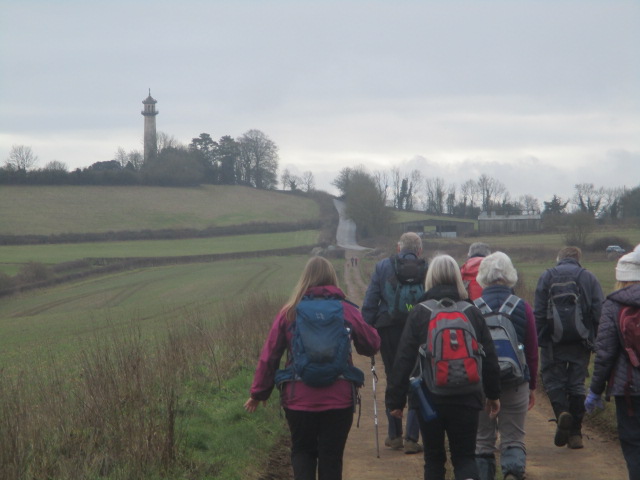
341 249 629 480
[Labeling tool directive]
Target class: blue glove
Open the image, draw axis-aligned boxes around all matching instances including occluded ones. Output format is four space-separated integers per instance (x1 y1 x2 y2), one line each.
584 391 604 414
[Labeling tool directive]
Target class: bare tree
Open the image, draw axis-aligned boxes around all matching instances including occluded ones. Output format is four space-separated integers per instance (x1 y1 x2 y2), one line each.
42 160 68 172
519 194 540 215
280 169 292 190
301 171 315 192
573 183 606 217
477 174 506 212
5 145 38 171
157 131 181 152
372 170 390 206
390 167 402 208
425 177 447 215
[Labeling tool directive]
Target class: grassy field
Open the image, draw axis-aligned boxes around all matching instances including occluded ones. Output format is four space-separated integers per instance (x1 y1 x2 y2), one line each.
0 229 319 276
0 255 312 372
0 184 319 235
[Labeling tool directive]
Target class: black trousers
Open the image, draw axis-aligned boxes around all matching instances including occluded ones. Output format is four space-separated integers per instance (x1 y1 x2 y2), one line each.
419 402 480 480
284 407 353 480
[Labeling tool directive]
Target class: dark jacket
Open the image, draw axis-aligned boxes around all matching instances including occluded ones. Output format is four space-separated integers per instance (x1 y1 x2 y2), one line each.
590 284 640 398
362 250 427 329
533 258 604 347
385 284 501 412
480 285 539 390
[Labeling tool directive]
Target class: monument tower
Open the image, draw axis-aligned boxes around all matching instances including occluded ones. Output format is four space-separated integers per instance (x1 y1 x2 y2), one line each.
141 89 158 163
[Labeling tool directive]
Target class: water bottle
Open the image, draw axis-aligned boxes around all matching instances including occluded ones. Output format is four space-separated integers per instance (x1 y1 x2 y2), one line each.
410 376 437 421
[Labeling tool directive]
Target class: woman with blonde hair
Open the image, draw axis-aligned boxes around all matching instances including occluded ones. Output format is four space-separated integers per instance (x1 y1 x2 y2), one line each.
386 254 501 480
244 255 380 480
586 245 640 479
474 251 539 480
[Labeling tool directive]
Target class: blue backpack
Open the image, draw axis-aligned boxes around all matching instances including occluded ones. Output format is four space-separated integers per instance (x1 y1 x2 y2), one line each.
275 295 365 388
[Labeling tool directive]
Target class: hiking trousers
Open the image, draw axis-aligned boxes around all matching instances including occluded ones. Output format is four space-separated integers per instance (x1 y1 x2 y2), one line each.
284 406 353 480
476 382 529 480
540 343 590 399
379 324 420 442
419 402 480 480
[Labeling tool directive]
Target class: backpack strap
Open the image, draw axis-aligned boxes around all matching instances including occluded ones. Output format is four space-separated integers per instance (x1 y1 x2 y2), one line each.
473 297 492 315
499 294 521 316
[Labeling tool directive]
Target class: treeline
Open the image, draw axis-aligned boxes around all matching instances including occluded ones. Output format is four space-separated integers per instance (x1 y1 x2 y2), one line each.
332 165 640 221
1 129 280 188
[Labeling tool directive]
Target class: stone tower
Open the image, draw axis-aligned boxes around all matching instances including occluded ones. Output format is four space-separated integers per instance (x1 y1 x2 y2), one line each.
141 89 159 163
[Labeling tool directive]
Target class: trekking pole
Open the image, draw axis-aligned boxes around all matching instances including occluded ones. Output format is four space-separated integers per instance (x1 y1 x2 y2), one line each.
370 356 380 458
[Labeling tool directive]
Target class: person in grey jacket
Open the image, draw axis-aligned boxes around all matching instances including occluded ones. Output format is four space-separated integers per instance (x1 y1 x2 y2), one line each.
533 246 604 449
586 245 640 480
362 231 426 454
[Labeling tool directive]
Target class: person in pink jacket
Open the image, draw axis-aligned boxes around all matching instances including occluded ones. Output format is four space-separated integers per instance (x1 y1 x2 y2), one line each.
244 256 380 480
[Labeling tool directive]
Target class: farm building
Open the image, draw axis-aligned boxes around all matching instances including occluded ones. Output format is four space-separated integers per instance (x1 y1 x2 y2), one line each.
477 212 542 234
391 218 476 238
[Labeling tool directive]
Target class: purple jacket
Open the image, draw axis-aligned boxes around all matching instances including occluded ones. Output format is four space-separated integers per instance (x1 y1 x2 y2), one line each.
249 285 380 411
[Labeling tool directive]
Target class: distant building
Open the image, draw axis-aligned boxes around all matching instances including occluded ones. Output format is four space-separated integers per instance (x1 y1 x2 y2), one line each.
391 218 475 238
477 211 542 234
141 90 158 163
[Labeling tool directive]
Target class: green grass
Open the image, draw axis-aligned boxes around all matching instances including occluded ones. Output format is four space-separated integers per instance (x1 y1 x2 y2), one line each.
0 255 310 372
0 185 319 235
0 230 319 275
179 370 288 480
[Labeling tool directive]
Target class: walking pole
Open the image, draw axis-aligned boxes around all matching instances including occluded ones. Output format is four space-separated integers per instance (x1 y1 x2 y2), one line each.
371 356 380 458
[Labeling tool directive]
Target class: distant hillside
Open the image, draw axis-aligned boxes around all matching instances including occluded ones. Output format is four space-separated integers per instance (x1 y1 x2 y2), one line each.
0 185 321 236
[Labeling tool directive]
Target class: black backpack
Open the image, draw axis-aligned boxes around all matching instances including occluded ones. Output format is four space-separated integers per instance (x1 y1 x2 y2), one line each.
546 268 590 344
384 254 427 323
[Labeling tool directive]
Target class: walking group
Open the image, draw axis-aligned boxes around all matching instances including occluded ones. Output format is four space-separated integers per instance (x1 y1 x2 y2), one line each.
244 232 640 480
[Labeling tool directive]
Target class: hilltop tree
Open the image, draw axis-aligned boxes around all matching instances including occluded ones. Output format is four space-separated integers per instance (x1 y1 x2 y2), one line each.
237 129 278 189
301 171 315 192
216 135 239 185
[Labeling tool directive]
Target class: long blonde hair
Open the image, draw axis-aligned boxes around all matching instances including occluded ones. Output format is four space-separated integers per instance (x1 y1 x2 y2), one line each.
283 256 339 322
425 254 468 300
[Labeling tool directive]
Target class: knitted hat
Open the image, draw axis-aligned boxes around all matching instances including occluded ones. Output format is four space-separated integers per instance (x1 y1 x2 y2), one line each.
615 244 640 282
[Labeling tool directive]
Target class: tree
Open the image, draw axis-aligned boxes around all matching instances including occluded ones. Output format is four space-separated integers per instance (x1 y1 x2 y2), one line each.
518 195 540 215
543 195 569 215
5 145 38 171
332 166 357 197
42 160 68 172
216 135 239 185
281 169 292 190
157 131 181 152
477 174 506 212
344 169 393 239
573 183 605 217
425 177 446 215
564 211 595 248
621 185 640 219
237 129 278 189
301 171 315 192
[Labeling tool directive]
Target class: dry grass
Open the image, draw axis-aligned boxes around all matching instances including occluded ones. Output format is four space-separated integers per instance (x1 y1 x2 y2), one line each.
0 293 283 480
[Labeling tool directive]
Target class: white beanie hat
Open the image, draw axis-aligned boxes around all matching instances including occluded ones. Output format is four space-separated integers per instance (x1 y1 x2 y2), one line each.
615 244 640 282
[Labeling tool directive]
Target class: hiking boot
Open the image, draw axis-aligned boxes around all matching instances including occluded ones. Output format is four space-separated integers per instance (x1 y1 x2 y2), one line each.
404 439 423 454
567 434 584 449
384 436 403 450
554 411 573 447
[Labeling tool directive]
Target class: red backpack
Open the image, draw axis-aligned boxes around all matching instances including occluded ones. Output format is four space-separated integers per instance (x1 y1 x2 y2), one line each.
619 305 640 368
418 298 484 396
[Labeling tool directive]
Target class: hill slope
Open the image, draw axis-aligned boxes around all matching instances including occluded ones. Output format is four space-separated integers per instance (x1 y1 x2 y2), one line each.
0 185 320 235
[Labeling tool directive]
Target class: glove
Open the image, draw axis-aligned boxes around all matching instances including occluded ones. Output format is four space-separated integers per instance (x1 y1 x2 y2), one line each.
584 391 604 414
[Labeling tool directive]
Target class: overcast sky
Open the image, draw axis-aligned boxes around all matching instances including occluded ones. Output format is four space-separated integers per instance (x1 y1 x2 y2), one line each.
1 0 638 204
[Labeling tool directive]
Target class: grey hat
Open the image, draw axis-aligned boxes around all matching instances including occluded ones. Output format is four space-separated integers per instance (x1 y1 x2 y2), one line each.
616 244 640 282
